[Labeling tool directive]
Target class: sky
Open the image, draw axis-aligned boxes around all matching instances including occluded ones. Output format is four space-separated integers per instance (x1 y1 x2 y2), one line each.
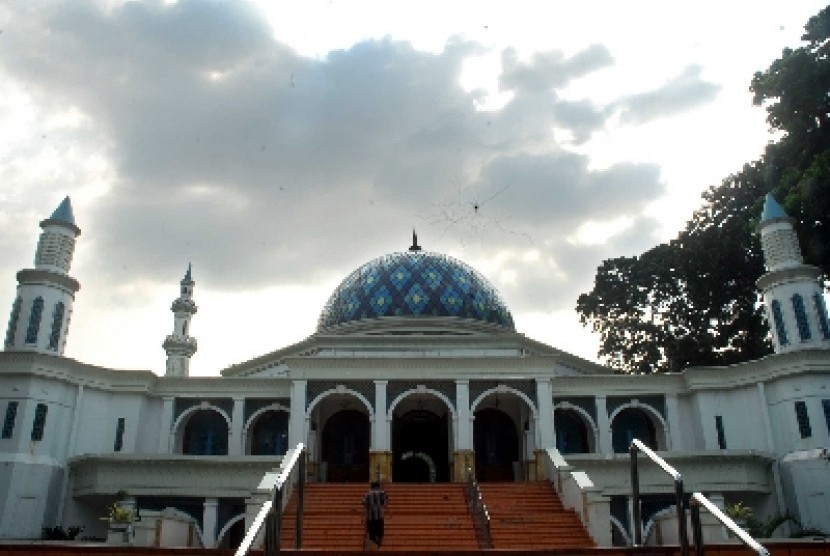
0 1 825 376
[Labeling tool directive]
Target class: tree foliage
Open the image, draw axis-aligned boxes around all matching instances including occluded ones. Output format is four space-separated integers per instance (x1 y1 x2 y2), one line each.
578 8 830 373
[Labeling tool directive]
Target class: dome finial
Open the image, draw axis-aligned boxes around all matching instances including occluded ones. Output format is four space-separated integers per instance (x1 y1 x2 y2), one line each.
409 229 422 252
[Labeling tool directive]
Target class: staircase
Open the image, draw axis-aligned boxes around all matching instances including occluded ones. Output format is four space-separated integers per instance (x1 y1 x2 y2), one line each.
280 483 479 550
478 481 594 549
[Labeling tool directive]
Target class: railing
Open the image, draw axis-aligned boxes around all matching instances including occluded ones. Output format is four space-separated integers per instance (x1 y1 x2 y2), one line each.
630 438 688 554
630 439 768 556
690 492 770 556
464 460 493 549
235 443 306 556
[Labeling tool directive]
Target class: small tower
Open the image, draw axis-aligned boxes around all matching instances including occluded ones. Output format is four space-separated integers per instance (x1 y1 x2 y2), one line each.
756 194 830 353
163 265 198 376
4 197 81 355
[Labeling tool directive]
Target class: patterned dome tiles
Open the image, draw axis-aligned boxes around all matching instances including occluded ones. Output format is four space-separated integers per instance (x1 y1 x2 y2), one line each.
317 251 515 331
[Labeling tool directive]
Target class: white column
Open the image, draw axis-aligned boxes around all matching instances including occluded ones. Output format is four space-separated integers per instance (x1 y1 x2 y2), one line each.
698 394 718 450
596 396 612 455
665 394 682 451
230 397 245 456
57 384 84 524
158 396 174 454
373 381 389 450
455 380 472 450
202 498 218 549
535 378 554 449
288 381 307 449
757 383 775 451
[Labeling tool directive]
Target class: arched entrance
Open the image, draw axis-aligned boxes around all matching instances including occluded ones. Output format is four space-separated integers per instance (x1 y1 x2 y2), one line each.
612 407 658 453
554 408 591 454
473 408 519 481
392 409 450 482
322 409 370 482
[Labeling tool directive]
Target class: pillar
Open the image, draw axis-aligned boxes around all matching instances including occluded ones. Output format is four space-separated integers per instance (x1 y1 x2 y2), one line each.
158 396 174 454
665 394 682 451
288 381 307 449
370 380 391 481
202 498 218 549
452 380 474 482
230 397 245 456
596 396 612 455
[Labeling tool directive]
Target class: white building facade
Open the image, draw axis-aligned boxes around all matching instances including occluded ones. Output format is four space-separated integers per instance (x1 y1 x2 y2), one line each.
0 196 829 547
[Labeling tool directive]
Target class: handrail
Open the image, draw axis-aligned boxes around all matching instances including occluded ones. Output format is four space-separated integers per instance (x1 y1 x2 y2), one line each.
235 443 306 556
629 438 688 556
464 461 493 549
690 493 769 556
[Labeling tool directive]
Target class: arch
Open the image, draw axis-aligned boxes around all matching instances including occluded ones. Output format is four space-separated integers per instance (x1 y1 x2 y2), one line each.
172 405 231 455
643 506 676 546
609 402 668 453
389 387 457 420
554 403 597 454
470 386 537 416
216 513 245 549
307 387 374 417
401 451 437 482
246 408 289 456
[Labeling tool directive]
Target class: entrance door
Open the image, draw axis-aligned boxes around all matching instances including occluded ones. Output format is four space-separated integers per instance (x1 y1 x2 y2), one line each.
322 409 370 482
474 408 519 481
392 409 449 482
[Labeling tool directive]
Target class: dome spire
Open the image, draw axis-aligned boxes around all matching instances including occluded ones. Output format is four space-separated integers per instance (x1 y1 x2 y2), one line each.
409 229 422 252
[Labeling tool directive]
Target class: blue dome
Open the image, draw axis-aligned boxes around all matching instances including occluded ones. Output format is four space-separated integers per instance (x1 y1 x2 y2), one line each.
317 250 515 332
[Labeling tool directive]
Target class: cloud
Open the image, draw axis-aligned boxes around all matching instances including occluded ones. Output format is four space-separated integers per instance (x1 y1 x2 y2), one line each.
615 64 721 124
0 0 667 329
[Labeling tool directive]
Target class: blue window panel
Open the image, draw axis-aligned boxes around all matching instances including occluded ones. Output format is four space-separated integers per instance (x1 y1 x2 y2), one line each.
715 416 726 449
114 417 125 452
4 297 22 348
795 401 812 439
793 294 812 341
814 294 830 340
31 403 48 441
25 297 44 344
2 401 18 439
48 302 65 351
772 300 788 346
823 399 830 435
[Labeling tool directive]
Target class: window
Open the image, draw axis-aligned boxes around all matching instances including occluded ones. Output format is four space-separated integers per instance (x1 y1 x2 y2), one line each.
2 401 18 439
793 294 812 341
31 403 48 441
772 300 788 346
795 401 812 439
25 297 44 344
715 415 727 449
823 399 830 435
114 417 125 452
815 294 830 340
48 302 64 351
4 297 22 347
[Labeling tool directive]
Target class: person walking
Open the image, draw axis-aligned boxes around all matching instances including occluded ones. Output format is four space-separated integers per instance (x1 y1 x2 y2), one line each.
362 481 388 549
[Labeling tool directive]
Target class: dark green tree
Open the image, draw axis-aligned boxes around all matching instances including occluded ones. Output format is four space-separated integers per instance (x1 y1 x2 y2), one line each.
578 7 830 373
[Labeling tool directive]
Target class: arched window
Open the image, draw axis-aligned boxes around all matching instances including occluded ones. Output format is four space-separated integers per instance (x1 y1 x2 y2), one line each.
250 411 289 455
25 297 44 344
48 302 65 350
814 294 830 340
612 408 657 454
183 410 228 455
772 300 788 346
554 409 591 454
4 297 22 347
792 294 811 341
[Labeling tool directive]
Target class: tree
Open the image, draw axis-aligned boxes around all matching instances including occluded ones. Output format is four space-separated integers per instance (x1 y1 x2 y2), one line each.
578 8 830 373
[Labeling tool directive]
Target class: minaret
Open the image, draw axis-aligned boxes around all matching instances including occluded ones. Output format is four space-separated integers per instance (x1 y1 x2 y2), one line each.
4 197 81 355
756 194 830 353
163 265 198 377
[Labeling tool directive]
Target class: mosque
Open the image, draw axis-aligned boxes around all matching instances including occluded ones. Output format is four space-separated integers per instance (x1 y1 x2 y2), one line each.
0 195 829 548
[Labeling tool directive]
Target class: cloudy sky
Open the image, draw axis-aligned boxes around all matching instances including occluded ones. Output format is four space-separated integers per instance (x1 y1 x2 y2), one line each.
0 1 824 376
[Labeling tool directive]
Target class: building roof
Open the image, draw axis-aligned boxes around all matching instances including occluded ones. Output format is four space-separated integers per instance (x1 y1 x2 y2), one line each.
49 196 76 225
761 193 788 222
